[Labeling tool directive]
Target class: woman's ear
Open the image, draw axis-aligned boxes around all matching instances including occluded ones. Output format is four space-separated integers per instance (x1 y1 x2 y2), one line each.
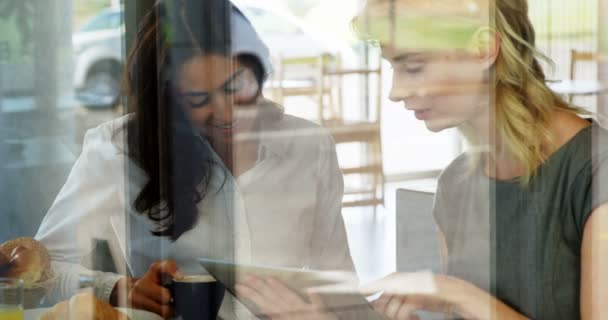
469 27 500 69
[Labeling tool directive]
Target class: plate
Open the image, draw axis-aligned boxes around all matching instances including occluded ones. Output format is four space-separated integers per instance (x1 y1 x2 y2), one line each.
24 307 162 320
117 308 163 320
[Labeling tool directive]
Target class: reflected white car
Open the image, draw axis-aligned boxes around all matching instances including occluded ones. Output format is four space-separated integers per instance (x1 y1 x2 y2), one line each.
72 4 355 108
72 7 123 108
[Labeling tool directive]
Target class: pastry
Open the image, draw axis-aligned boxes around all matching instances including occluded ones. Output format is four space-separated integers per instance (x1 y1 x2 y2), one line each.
40 292 130 320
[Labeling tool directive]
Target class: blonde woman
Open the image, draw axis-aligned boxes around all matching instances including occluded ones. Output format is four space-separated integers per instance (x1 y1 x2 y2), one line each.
355 0 608 319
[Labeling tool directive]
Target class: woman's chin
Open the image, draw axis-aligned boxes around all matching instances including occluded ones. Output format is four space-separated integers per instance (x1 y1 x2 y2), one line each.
205 130 233 145
206 122 256 145
423 119 455 133
214 133 234 144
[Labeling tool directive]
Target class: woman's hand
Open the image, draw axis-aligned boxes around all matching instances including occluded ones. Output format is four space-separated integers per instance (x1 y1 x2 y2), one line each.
111 260 183 319
360 272 524 320
235 276 338 320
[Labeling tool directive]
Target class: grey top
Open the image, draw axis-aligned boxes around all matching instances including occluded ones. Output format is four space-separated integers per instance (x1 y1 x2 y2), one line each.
433 121 608 319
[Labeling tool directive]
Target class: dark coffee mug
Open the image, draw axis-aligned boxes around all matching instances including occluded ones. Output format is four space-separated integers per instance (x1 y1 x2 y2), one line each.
168 275 226 320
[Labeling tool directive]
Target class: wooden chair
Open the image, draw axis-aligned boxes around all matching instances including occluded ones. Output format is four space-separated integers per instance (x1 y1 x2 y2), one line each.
267 53 385 210
320 58 385 210
569 49 605 103
267 54 336 121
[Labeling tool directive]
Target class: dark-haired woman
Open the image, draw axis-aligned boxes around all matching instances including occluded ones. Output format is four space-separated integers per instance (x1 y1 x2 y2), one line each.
35 1 354 319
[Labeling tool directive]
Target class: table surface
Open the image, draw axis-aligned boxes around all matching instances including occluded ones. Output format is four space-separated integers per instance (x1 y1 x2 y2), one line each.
548 79 608 96
24 307 162 320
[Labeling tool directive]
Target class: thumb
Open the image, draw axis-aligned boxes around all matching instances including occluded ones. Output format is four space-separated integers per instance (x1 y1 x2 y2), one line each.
160 260 184 279
307 291 326 308
146 260 184 283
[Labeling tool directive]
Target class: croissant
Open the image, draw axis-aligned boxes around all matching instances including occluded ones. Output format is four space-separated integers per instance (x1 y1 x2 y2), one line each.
0 237 51 286
40 292 130 320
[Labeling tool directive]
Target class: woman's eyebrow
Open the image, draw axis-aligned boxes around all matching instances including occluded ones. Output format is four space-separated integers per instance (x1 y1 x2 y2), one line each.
221 68 246 88
181 91 210 97
392 52 426 63
181 69 246 97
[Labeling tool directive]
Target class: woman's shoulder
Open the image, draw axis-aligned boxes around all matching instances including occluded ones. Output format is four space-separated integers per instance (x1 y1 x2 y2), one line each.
273 114 328 132
80 114 133 160
564 121 608 188
579 120 608 158
262 114 336 155
437 152 473 188
592 121 608 160
554 120 608 172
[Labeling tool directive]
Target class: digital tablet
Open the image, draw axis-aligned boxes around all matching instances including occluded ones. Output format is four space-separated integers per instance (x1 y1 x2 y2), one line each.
197 258 383 318
197 258 356 291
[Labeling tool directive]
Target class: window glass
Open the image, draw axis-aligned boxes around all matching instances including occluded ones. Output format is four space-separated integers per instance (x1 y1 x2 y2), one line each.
79 10 120 32
243 7 301 36
0 1 606 319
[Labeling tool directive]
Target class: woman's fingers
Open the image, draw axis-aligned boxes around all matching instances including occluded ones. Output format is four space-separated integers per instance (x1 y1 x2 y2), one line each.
267 277 304 305
133 279 173 305
374 294 427 320
235 283 277 316
307 291 325 308
127 260 183 318
402 294 454 314
378 294 456 319
395 300 418 320
384 295 404 319
237 276 326 319
129 290 174 319
145 260 184 283
373 294 393 314
243 276 289 306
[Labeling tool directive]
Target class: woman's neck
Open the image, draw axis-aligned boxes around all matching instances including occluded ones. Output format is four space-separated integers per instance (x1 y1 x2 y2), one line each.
484 152 525 181
212 138 260 177
469 109 590 180
465 100 530 180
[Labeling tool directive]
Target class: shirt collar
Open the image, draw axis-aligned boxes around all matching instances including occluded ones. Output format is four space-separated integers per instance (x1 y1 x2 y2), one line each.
248 100 289 159
257 129 288 159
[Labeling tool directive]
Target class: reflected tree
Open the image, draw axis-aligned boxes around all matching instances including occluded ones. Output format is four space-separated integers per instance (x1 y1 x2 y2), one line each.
0 0 34 55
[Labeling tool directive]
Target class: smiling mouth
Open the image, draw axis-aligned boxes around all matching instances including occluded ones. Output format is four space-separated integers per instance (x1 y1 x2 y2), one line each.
209 121 239 129
412 109 432 120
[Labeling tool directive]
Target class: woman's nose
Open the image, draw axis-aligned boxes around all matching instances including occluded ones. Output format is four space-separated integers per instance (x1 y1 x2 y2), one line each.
210 94 234 123
389 74 421 102
388 84 401 102
389 75 406 102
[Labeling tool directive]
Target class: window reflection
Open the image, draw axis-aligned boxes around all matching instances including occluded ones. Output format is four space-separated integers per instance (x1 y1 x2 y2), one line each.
0 0 605 319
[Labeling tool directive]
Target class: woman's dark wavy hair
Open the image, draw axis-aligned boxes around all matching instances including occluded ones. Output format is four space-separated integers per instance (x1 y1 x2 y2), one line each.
122 0 266 240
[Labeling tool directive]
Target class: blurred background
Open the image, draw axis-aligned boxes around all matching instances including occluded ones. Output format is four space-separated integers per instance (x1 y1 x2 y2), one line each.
0 0 606 282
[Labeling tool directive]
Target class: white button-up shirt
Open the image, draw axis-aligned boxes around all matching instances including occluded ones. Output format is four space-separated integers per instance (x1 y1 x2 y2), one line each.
35 113 354 318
